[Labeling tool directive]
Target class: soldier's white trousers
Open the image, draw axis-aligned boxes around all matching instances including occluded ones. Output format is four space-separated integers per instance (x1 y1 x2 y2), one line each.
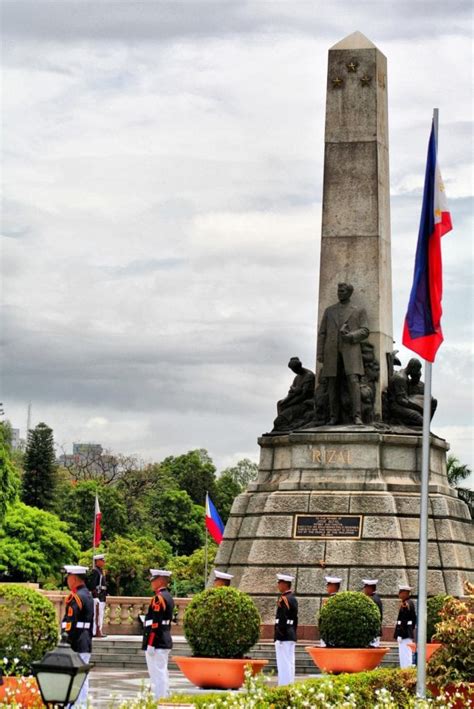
93 599 106 634
397 637 413 668
146 647 170 699
73 652 91 707
275 640 295 686
370 636 381 647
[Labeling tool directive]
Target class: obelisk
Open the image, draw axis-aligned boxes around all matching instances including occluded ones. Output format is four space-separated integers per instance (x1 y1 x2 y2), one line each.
215 32 473 643
317 31 392 416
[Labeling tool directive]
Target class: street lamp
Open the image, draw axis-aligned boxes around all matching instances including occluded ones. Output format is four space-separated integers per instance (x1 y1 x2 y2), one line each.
31 634 92 707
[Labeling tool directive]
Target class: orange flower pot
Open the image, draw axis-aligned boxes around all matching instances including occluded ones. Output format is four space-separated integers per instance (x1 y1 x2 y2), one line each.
172 656 268 689
0 676 44 707
408 642 442 661
305 646 388 674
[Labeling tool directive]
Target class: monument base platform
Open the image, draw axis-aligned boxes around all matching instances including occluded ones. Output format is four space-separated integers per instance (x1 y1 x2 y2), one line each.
215 429 473 627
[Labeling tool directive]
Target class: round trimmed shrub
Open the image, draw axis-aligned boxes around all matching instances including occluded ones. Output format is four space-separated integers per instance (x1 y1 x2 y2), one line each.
427 594 451 642
318 591 381 648
183 587 261 658
0 584 58 675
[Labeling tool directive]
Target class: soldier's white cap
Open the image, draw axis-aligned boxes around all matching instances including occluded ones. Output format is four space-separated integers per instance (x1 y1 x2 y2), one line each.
214 570 234 580
325 576 342 584
93 554 105 561
64 565 88 575
398 584 412 591
149 569 172 579
277 573 295 582
362 579 378 586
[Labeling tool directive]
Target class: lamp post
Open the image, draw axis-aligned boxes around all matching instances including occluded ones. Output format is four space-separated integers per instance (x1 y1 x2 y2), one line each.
31 634 92 708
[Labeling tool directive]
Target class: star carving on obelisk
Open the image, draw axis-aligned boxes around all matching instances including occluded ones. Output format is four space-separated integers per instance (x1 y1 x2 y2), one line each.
331 76 344 88
346 61 359 72
360 74 372 86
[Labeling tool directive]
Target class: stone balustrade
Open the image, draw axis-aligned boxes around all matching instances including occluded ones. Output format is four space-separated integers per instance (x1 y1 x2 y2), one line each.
41 591 191 635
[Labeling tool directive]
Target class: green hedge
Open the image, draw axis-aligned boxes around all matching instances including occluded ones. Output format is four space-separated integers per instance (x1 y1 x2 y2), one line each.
318 591 381 647
0 584 58 675
167 667 418 708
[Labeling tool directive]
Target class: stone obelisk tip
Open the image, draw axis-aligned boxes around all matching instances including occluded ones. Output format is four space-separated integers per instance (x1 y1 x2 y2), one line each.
330 31 377 50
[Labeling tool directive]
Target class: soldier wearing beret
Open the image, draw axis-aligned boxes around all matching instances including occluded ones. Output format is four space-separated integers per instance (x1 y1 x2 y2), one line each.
274 573 298 686
142 569 174 699
394 584 417 668
61 565 94 706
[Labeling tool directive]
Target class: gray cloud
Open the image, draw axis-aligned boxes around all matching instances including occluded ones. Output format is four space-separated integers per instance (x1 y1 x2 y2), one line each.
1 1 472 475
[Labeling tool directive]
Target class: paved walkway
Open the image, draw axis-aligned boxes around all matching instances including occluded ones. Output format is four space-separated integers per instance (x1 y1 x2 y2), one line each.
88 667 318 707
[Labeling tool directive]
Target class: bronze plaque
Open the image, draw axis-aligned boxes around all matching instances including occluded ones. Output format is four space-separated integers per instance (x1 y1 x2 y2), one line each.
293 514 362 539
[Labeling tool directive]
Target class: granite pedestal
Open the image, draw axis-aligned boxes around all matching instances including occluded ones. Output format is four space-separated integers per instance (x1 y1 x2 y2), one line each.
214 428 473 634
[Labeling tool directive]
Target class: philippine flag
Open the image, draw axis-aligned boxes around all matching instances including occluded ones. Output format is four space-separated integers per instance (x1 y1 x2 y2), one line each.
402 122 452 362
205 493 225 544
93 493 102 547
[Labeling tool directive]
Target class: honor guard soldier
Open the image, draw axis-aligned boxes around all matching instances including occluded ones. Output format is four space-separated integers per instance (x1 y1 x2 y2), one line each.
274 573 298 686
88 553 107 638
212 570 234 587
394 584 417 668
142 569 174 700
320 576 342 646
61 565 94 707
362 579 383 646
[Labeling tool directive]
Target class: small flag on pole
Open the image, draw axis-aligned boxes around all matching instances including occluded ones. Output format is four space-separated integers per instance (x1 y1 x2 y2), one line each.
205 493 225 544
93 493 102 547
402 121 453 362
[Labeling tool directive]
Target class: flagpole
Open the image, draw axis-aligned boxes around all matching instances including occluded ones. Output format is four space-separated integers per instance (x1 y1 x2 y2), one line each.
204 492 209 586
416 107 438 698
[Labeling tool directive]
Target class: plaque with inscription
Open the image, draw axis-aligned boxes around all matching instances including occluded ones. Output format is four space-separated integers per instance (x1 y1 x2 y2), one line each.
293 514 362 539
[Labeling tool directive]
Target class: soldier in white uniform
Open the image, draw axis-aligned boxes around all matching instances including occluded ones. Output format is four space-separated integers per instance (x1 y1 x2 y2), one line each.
212 570 234 587
274 573 298 686
142 569 174 700
394 584 417 668
88 553 107 638
320 576 342 646
362 579 383 646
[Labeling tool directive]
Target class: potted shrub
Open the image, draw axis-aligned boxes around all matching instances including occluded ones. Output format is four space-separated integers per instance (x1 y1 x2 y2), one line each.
306 591 388 673
408 593 449 661
0 584 58 706
427 583 474 708
173 586 266 689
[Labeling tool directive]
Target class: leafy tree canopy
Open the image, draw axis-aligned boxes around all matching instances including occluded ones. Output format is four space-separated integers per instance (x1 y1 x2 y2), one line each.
146 487 205 556
0 501 80 582
54 480 128 549
220 458 258 488
80 534 172 596
0 422 20 524
214 471 242 524
159 449 217 505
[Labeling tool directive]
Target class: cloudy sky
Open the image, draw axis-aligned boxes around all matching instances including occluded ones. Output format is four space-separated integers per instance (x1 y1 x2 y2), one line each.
1 1 473 479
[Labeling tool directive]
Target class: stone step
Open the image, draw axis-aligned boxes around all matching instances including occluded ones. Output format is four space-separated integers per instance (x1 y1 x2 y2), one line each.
91 638 400 673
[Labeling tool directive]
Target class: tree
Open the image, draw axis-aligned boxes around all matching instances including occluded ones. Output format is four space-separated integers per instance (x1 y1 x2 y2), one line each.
54 480 128 549
447 455 472 487
220 458 258 488
79 535 172 596
168 544 218 596
159 449 217 506
0 422 19 524
146 488 205 555
214 471 242 523
21 422 57 510
0 501 80 582
116 463 177 530
447 454 473 519
59 446 143 485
